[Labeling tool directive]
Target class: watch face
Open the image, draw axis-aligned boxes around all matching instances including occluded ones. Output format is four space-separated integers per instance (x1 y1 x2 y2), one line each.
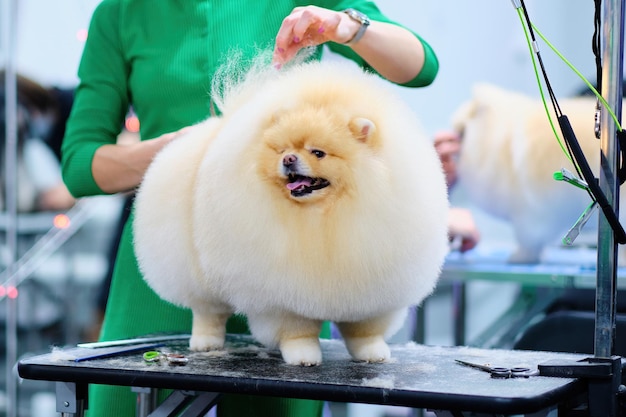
345 8 369 24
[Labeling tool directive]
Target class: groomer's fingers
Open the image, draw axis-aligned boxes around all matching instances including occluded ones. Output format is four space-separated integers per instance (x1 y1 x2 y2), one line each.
155 126 191 142
274 7 324 66
273 6 350 67
290 7 322 42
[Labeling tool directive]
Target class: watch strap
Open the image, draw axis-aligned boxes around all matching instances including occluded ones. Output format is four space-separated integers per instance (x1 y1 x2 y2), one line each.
343 9 370 46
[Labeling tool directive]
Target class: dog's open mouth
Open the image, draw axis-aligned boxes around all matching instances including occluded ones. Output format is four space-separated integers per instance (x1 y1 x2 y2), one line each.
286 174 330 197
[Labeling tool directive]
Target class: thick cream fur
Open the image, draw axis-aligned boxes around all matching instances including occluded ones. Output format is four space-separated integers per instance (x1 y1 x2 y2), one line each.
134 58 449 365
452 83 621 263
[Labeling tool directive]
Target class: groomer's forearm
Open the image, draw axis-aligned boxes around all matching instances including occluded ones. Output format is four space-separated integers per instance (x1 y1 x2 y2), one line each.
92 140 162 194
350 21 425 85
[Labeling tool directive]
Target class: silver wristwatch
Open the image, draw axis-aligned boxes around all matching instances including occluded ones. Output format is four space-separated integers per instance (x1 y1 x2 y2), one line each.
343 8 370 46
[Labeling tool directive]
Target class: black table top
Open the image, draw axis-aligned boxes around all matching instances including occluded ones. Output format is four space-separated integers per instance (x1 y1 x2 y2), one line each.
18 334 590 414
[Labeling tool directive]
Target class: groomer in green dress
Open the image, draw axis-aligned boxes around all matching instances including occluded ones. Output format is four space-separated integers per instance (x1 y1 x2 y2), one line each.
61 1 439 416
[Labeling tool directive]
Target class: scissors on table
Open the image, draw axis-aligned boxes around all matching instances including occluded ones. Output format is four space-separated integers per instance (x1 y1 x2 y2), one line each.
455 359 540 378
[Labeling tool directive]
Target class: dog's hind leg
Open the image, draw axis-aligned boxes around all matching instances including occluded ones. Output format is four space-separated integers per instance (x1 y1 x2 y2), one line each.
279 335 323 367
337 309 407 363
248 312 323 366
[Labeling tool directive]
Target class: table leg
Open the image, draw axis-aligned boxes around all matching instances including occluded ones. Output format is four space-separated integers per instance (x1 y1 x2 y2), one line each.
452 281 466 346
132 386 158 416
146 390 220 417
413 305 425 344
178 392 220 417
56 381 87 417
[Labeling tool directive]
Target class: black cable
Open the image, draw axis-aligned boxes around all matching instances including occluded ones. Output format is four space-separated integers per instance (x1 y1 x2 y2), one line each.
520 0 585 192
559 115 626 243
593 0 603 94
519 0 626 244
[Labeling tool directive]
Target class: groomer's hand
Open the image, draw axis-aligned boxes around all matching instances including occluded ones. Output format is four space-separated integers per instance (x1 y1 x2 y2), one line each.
92 126 191 194
149 127 192 151
273 6 359 67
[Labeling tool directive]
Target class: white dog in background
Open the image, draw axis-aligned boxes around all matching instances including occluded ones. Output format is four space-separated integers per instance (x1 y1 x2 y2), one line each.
451 83 623 264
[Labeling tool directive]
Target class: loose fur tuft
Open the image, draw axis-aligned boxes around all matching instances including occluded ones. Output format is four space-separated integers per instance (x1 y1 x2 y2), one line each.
211 47 316 115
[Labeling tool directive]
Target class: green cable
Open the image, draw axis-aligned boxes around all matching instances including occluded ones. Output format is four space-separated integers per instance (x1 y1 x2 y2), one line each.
531 23 623 132
516 8 573 163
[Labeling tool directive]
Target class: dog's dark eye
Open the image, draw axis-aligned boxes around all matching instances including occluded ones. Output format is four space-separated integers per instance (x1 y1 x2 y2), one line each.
311 149 326 159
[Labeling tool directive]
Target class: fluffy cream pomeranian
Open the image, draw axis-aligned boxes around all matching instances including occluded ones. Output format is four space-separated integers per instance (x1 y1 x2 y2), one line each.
133 51 449 365
452 82 621 264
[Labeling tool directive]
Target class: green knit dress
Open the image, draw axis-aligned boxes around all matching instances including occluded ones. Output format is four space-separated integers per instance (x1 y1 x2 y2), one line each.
61 1 439 416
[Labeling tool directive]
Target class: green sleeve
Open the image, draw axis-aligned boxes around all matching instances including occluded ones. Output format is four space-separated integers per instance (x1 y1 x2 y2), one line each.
319 0 439 87
61 0 129 197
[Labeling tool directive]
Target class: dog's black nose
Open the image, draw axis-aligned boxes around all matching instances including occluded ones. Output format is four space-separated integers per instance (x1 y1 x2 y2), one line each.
283 154 298 167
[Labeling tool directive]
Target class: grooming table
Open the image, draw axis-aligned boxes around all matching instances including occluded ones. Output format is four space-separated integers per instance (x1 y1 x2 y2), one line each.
18 334 603 417
443 245 626 288
439 245 626 347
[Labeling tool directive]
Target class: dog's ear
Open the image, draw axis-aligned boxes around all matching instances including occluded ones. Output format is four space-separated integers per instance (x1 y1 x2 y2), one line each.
349 117 376 143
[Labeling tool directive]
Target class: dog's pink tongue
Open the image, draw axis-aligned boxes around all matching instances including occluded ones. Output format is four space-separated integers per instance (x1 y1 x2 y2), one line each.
287 178 311 191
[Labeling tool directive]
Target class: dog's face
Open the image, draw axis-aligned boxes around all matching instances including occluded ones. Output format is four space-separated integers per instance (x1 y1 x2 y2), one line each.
256 104 377 206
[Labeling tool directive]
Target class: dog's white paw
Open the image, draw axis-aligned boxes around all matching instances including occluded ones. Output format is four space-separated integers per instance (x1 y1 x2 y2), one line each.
189 334 225 352
345 336 390 363
280 338 322 366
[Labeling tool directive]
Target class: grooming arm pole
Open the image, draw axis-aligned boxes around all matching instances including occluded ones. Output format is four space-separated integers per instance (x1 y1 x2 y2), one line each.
596 0 625 359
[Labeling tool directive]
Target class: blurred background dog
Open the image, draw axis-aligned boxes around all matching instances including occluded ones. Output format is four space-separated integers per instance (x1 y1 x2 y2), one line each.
451 82 624 264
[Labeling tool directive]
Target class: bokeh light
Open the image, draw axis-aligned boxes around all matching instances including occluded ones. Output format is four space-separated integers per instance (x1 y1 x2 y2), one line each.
125 115 140 133
53 214 71 229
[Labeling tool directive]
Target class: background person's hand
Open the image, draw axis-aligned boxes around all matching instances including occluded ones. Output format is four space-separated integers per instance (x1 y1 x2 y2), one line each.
448 207 480 253
434 130 461 188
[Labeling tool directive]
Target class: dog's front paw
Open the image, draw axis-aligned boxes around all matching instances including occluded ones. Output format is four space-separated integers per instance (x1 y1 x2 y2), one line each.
189 334 225 352
345 336 390 363
279 338 322 366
